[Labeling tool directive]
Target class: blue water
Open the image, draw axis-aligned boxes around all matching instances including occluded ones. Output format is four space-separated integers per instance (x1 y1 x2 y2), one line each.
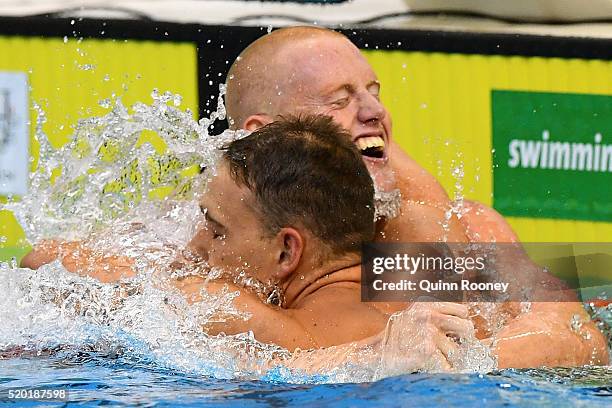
0 355 610 407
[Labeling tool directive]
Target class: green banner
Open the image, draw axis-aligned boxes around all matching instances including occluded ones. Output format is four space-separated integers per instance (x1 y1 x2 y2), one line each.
492 90 612 222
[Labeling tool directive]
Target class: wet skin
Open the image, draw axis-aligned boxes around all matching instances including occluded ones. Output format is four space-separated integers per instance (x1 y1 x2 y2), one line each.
19 31 610 368
225 30 608 367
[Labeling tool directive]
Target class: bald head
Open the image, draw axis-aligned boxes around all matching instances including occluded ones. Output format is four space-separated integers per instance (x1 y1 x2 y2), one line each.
225 26 350 129
224 25 396 203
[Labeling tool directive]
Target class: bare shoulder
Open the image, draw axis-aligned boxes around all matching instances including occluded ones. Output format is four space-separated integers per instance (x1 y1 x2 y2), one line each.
174 276 319 351
380 200 468 243
461 200 519 242
289 283 389 348
387 140 450 208
20 240 61 269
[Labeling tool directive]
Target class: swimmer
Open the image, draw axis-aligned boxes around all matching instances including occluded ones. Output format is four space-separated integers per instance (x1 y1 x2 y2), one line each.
22 27 609 368
218 26 609 367
23 115 476 372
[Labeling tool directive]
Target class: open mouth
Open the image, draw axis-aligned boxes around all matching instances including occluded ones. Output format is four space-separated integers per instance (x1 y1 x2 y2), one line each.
355 136 385 159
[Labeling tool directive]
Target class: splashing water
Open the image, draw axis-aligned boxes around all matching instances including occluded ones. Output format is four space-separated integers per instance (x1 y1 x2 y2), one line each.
0 88 311 381
0 88 507 383
441 154 468 241
5 87 238 245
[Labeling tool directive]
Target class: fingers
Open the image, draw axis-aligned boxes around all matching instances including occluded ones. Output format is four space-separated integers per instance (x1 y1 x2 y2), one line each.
20 240 61 269
408 302 471 338
412 301 469 319
429 302 469 319
434 331 459 362
435 314 475 339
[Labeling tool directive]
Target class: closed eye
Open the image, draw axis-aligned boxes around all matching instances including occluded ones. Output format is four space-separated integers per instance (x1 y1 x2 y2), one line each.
368 82 381 100
331 97 349 108
200 205 226 239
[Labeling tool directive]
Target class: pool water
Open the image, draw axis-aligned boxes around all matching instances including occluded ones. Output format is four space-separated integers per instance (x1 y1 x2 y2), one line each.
0 355 610 407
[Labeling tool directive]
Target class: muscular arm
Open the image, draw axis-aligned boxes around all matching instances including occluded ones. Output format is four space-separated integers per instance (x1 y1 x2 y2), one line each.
492 302 609 368
175 278 476 374
388 141 609 367
379 200 468 243
387 140 451 208
175 276 321 351
478 244 609 367
20 240 135 282
23 240 607 369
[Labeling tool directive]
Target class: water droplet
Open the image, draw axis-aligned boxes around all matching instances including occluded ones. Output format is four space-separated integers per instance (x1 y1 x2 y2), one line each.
78 64 96 71
98 98 111 108
173 94 182 107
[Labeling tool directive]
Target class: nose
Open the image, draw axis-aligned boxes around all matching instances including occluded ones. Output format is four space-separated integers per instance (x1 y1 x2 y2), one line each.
186 227 210 261
357 91 386 125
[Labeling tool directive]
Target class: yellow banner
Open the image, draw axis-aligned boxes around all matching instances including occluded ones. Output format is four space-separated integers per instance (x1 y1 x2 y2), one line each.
365 50 612 242
0 36 198 260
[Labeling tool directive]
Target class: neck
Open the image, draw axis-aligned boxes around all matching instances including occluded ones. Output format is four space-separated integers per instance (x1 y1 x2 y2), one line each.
280 252 361 308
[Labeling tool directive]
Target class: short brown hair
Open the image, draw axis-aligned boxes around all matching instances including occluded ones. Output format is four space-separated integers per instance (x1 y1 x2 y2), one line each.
223 115 375 256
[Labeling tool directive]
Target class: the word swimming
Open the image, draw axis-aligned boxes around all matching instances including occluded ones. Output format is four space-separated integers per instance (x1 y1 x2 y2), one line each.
508 130 612 172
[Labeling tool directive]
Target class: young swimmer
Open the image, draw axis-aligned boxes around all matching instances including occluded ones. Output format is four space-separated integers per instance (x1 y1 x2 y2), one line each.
23 115 609 368
23 115 477 370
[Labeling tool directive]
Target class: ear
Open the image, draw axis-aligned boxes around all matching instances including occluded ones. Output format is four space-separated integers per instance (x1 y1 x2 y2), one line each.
243 114 274 131
273 227 304 281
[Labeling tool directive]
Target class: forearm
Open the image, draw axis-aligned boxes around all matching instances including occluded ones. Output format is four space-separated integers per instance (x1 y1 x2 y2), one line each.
492 305 609 368
271 334 382 377
22 240 141 283
280 342 380 377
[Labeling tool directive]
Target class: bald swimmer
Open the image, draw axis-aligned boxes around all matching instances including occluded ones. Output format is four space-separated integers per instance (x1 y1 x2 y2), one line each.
223 26 516 244
210 26 609 368
21 28 609 369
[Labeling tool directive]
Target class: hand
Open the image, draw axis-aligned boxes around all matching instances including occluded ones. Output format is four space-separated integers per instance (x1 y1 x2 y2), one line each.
22 240 135 283
377 302 474 376
20 240 61 269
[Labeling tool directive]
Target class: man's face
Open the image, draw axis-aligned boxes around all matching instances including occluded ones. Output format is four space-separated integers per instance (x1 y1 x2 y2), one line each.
274 35 393 165
189 163 277 283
